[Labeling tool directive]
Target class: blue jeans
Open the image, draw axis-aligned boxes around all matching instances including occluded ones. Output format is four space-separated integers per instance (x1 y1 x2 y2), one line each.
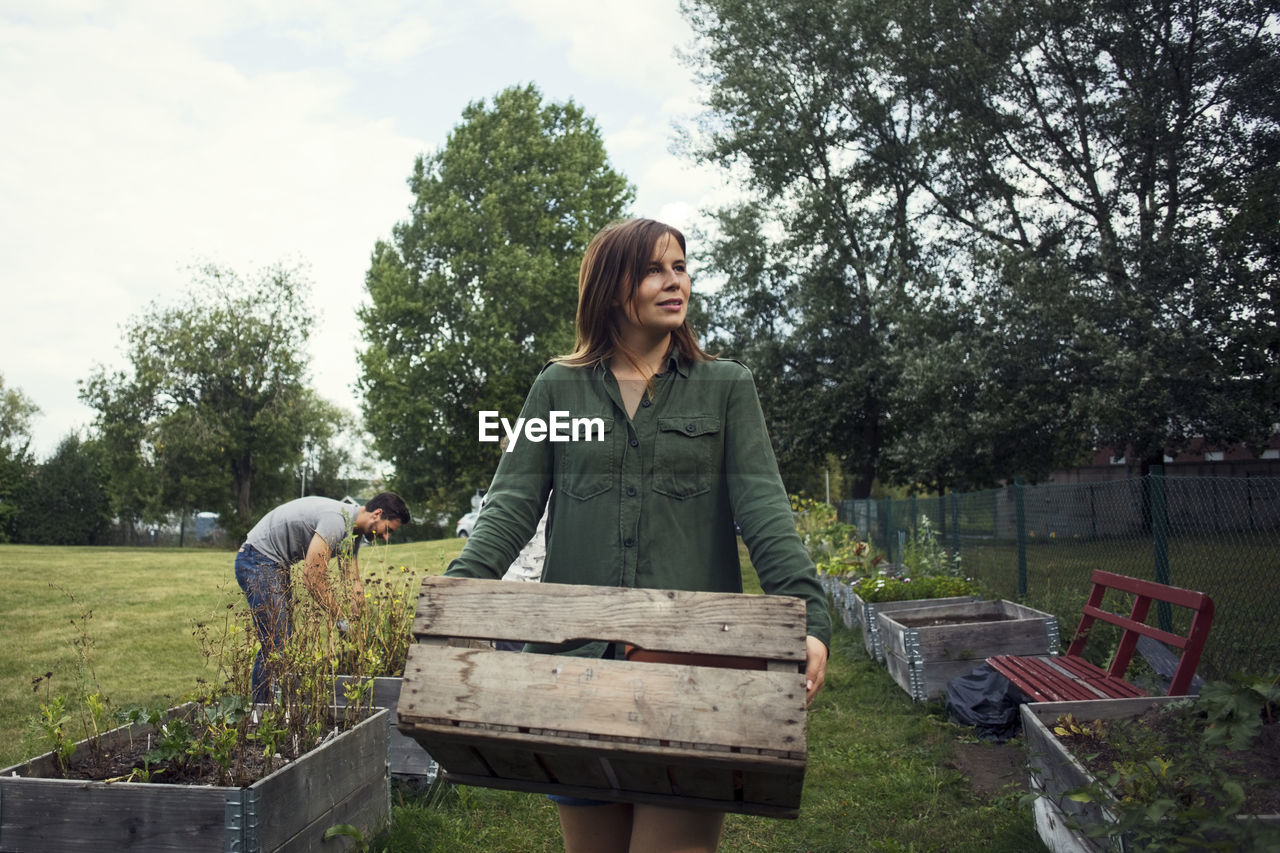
235 544 291 703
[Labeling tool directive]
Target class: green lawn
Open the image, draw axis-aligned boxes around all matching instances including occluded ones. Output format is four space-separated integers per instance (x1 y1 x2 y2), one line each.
0 542 1044 851
0 539 465 768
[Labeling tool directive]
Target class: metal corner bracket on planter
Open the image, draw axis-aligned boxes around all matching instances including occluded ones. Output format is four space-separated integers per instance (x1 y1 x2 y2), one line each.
0 704 390 853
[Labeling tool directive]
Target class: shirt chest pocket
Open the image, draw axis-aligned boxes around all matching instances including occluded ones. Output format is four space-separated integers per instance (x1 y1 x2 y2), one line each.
558 416 615 501
653 416 722 499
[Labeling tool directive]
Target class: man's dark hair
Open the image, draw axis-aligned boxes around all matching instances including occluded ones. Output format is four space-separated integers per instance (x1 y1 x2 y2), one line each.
365 491 411 524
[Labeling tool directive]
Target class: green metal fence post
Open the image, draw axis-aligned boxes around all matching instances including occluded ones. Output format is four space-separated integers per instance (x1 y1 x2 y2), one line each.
1151 465 1172 631
950 491 961 569
909 493 918 545
1015 478 1028 599
884 498 895 567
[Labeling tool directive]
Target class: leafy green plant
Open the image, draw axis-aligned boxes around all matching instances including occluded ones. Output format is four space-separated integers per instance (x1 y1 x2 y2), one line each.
1200 671 1280 751
1047 687 1280 851
29 685 75 773
902 514 960 578
851 573 977 603
791 496 884 579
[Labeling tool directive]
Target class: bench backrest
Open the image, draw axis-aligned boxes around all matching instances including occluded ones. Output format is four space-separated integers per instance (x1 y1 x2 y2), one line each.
1065 569 1215 696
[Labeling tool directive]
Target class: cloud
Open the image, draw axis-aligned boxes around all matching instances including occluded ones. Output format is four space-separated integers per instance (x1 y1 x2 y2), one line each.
0 9 425 453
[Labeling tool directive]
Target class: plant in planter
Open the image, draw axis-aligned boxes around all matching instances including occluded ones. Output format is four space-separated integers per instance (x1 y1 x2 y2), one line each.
847 516 982 663
327 557 438 783
792 496 887 631
1023 674 1280 852
2 586 391 852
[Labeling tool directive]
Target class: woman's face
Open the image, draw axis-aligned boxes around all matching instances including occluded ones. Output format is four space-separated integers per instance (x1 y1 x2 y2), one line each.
617 232 690 346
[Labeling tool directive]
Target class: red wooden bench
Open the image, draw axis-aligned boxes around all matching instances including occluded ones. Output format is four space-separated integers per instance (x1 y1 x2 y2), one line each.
987 569 1214 703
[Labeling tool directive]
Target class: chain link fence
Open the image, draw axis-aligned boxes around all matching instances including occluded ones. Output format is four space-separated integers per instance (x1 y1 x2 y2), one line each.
840 470 1280 681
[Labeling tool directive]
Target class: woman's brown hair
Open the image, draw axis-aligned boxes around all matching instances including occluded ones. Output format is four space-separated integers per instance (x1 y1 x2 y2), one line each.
557 218 712 370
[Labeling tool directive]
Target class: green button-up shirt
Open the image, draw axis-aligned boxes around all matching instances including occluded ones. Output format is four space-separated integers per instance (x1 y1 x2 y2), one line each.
446 352 831 647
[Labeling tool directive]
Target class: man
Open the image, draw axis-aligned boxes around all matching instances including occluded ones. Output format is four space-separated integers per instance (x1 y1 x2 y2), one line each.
234 492 411 702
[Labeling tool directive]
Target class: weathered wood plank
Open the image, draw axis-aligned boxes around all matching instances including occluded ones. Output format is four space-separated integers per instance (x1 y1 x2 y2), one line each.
0 780 228 852
399 722 807 772
255 709 389 853
398 644 806 755
411 576 806 662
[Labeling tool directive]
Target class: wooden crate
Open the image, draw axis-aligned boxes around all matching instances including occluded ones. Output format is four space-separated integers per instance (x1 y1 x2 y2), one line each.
877 599 1059 701
0 706 388 853
396 577 808 818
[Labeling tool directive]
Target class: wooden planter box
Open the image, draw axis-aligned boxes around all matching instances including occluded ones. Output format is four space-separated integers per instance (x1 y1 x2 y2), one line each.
397 577 808 818
1021 698 1280 852
817 573 856 629
851 591 980 663
0 705 389 853
334 676 437 784
877 599 1059 701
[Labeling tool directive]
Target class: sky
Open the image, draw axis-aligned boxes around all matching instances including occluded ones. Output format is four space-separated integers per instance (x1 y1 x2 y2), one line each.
0 0 731 459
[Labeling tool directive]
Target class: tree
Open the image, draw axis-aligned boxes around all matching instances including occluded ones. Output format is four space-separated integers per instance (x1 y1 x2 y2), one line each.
682 0 1278 492
0 373 40 541
359 84 633 517
682 1 933 498
81 264 338 539
15 433 112 545
901 0 1280 470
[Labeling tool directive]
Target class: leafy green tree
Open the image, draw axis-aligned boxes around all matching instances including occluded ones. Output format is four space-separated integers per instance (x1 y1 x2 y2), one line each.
15 433 112 545
359 84 633 516
683 0 1278 491
80 264 337 539
0 373 40 541
900 0 1280 470
682 3 931 498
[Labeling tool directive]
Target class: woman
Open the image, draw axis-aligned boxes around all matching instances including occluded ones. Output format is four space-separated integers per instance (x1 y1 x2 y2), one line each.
446 218 830 852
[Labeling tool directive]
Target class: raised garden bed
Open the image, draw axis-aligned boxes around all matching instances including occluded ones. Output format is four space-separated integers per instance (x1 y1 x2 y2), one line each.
1021 697 1280 852
877 599 1058 701
851 591 980 663
0 705 389 852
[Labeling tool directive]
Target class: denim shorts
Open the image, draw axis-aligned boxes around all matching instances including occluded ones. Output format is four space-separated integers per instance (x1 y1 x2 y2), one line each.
547 794 613 807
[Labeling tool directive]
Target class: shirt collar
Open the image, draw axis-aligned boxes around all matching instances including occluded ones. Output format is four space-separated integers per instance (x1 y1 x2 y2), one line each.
665 343 690 378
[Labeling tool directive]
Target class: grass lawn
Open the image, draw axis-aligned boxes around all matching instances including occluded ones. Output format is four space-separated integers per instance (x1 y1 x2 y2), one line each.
0 541 1045 851
0 538 465 768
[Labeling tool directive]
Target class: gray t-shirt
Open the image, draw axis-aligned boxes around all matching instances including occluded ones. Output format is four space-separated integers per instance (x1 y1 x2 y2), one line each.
244 496 362 569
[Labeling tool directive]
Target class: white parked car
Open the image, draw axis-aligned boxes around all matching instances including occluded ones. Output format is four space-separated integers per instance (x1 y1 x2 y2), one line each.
455 509 480 538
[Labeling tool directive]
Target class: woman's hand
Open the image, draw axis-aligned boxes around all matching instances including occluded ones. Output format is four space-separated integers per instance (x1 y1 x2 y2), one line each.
805 635 828 705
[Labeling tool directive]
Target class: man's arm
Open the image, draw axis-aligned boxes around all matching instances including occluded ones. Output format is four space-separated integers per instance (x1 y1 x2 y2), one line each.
301 532 342 619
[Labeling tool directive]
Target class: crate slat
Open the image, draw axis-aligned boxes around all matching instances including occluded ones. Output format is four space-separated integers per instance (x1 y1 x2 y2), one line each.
411 577 806 662
400 644 805 756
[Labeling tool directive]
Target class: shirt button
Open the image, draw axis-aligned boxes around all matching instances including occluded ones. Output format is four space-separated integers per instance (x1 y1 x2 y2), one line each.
626 485 637 497
629 438 639 447
685 423 695 433
641 398 651 407
624 537 635 547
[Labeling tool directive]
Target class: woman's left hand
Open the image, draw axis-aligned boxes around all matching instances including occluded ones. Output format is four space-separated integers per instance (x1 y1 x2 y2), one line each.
804 635 828 705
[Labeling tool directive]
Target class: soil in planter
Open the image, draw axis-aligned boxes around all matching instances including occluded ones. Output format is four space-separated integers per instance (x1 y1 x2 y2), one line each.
893 613 1014 628
61 736 281 786
1060 705 1280 815
48 710 361 787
